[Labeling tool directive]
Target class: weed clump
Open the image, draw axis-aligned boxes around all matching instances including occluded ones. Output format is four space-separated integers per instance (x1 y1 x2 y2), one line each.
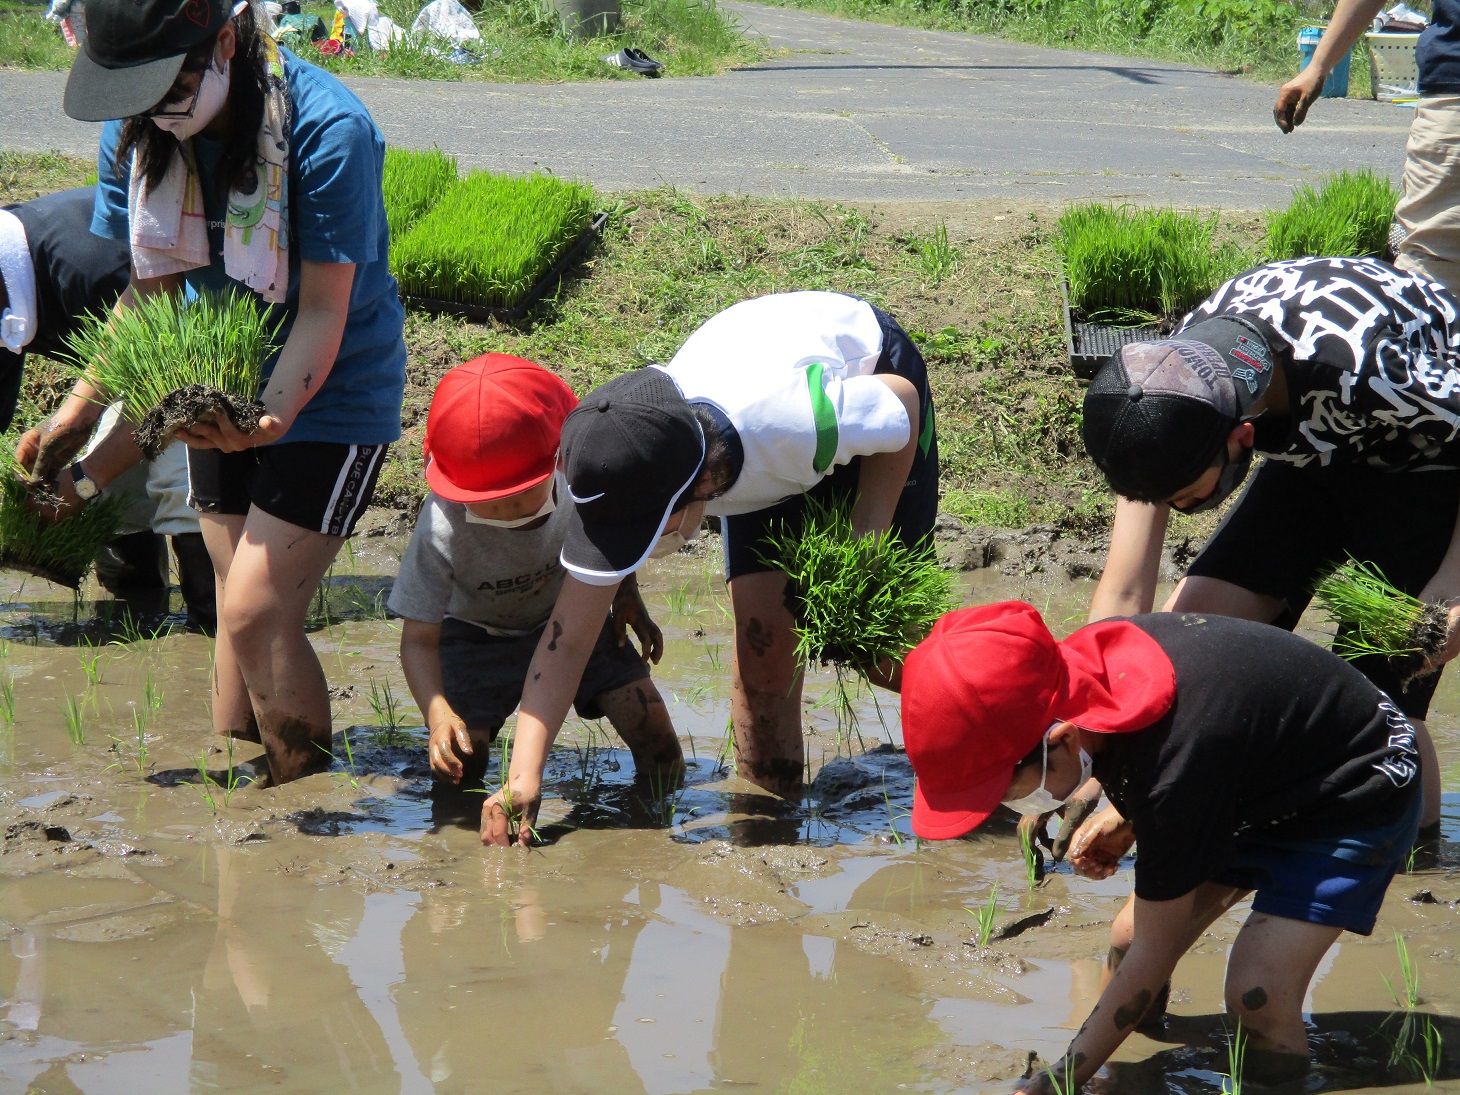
0 450 124 588
760 499 954 678
382 147 458 244
392 170 597 310
1058 202 1252 324
65 291 281 458
1313 558 1448 674
1265 170 1400 261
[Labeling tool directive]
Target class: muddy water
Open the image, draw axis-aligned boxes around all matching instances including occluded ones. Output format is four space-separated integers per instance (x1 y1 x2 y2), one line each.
0 539 1456 1094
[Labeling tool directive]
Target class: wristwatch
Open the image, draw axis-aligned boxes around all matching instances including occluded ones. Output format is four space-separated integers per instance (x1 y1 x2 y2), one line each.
69 461 99 503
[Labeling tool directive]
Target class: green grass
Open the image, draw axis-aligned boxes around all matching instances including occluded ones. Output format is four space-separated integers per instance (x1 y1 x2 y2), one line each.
0 1 75 70
382 147 458 245
393 170 597 308
65 290 280 414
1058 202 1254 323
1264 169 1400 261
761 498 955 674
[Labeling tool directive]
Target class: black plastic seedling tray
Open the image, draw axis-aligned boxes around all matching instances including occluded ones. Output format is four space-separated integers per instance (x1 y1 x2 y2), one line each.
1061 277 1162 381
400 211 609 324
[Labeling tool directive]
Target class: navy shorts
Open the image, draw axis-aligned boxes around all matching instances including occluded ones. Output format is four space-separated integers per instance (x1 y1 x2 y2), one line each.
1186 459 1460 718
1214 785 1422 935
188 442 388 538
438 615 650 740
722 305 939 581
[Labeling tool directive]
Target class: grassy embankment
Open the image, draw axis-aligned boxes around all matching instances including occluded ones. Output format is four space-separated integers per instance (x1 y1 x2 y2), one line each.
0 149 1273 533
0 0 766 79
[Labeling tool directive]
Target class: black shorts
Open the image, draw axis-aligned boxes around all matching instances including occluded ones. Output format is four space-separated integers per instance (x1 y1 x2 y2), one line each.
722 306 940 581
438 615 650 739
1186 459 1460 718
187 442 388 538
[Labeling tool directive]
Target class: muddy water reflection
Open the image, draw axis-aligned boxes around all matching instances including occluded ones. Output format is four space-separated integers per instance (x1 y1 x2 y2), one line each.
0 549 1454 1093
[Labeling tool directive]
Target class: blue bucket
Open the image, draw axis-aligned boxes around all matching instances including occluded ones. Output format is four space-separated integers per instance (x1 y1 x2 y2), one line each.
1298 25 1354 97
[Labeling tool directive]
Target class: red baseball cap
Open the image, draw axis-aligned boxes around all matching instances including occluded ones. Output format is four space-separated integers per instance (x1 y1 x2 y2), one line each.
901 602 1176 840
423 353 578 503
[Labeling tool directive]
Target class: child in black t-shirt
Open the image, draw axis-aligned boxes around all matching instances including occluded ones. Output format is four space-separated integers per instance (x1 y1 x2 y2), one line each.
901 602 1422 1092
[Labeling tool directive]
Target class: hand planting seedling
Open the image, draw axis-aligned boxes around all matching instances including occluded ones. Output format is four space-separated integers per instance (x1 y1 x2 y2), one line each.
760 498 953 680
0 448 124 588
392 169 597 312
1265 170 1399 262
64 290 281 458
1313 559 1448 677
382 147 459 244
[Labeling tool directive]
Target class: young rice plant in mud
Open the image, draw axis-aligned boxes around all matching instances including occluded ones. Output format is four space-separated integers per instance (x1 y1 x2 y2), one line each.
392 170 597 309
107 707 151 777
1018 822 1042 889
0 447 125 587
966 884 999 947
1265 169 1400 261
367 678 409 747
62 693 85 745
1058 202 1253 324
78 636 102 686
381 146 458 244
1314 559 1448 676
64 290 282 458
1223 1021 1248 1095
0 676 14 726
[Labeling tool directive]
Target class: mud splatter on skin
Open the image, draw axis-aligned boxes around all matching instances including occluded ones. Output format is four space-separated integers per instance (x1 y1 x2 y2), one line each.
1113 988 1153 1031
744 617 774 658
546 620 563 652
1242 986 1269 1011
532 672 541 681
1106 944 1127 972
261 716 332 782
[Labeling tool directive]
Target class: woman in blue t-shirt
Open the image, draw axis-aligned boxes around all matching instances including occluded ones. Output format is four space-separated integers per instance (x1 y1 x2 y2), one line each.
26 0 406 783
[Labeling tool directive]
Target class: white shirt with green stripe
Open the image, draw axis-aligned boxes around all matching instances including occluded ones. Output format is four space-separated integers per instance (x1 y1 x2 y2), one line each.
659 292 913 518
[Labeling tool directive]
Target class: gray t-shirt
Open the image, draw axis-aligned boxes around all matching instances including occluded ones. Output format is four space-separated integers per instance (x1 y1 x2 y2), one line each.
387 480 571 636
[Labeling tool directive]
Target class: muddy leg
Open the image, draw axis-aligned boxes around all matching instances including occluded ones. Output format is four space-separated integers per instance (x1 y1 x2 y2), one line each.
199 514 260 744
595 678 683 781
727 570 805 799
217 509 346 784
1224 912 1341 1083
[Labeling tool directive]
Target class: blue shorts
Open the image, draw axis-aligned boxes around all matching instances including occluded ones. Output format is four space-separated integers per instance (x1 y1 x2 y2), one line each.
1214 787 1422 935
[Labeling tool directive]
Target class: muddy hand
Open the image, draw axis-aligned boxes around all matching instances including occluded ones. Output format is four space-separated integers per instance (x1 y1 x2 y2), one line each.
180 412 289 453
1068 804 1135 880
612 582 664 664
1051 777 1104 861
19 419 91 483
428 716 474 783
480 773 541 848
1273 69 1324 133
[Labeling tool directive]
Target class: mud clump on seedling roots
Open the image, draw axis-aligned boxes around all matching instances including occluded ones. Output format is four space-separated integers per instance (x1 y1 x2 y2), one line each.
1314 558 1450 681
132 386 265 458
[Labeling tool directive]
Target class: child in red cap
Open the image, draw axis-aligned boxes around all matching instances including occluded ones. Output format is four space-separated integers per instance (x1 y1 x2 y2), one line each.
389 353 682 791
901 602 1422 1090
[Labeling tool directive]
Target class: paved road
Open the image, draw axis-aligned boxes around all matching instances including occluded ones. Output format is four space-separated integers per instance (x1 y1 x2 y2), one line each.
0 2 1415 206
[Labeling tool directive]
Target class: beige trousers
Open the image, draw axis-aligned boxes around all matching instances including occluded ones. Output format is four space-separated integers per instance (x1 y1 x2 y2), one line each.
1394 95 1460 298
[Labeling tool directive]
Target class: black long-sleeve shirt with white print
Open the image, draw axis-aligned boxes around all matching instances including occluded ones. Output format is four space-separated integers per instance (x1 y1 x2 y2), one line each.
1181 256 1460 470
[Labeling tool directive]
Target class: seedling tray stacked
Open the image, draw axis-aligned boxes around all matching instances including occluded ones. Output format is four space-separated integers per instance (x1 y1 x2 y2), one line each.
392 166 604 322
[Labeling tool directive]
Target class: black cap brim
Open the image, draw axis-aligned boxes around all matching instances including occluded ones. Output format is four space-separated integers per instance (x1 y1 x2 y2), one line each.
64 47 186 122
559 476 696 586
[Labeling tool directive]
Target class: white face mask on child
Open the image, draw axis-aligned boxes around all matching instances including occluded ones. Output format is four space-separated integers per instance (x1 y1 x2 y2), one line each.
464 487 557 529
649 504 702 559
151 57 230 140
1003 724 1093 816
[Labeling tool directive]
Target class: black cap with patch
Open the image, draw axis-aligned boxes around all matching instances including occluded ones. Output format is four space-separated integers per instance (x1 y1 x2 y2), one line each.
64 0 231 122
1081 314 1278 503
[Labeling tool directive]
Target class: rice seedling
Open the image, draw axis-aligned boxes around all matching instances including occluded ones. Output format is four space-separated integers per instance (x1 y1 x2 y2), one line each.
144 670 164 712
0 677 14 726
0 449 126 587
1223 1021 1248 1095
62 693 85 745
911 221 958 286
965 884 1000 947
63 290 282 458
367 678 409 746
1018 821 1042 889
639 762 687 828
107 707 152 776
78 636 102 686
196 749 218 812
1058 202 1253 324
382 146 458 244
1383 932 1422 1010
0 637 11 659
220 738 252 805
1041 1056 1077 1095
716 714 735 773
1418 1016 1443 1087
392 170 597 310
318 728 360 790
1314 558 1447 674
882 775 906 847
703 641 723 672
1264 170 1400 261
761 498 954 682
664 580 700 618
468 728 541 844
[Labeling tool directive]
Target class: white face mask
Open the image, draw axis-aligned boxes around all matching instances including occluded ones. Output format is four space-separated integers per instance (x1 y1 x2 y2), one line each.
463 486 557 529
649 504 702 559
1003 725 1093 816
151 57 230 140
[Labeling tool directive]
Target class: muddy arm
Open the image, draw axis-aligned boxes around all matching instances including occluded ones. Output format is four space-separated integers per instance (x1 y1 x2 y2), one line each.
1088 497 1169 623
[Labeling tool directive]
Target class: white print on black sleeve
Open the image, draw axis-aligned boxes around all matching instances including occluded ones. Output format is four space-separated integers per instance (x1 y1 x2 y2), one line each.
1374 699 1421 788
1182 257 1460 470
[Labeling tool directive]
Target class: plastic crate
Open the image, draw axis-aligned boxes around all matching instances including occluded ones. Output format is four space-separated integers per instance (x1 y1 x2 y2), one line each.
1366 31 1421 101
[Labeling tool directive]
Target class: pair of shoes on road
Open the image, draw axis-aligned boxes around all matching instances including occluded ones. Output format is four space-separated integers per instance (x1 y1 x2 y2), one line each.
603 46 663 76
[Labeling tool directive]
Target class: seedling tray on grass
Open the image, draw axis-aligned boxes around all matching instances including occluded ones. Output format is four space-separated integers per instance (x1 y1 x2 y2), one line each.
1061 277 1162 380
400 210 608 323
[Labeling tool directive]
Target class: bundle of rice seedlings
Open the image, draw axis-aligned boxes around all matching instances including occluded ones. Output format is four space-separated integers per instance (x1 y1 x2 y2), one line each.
1313 558 1448 674
0 449 124 588
65 291 281 458
392 170 597 309
1058 203 1253 325
1265 170 1401 260
760 499 954 676
382 146 458 245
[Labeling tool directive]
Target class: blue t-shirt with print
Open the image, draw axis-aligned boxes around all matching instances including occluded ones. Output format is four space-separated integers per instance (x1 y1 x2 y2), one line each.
1418 0 1460 95
92 48 405 447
